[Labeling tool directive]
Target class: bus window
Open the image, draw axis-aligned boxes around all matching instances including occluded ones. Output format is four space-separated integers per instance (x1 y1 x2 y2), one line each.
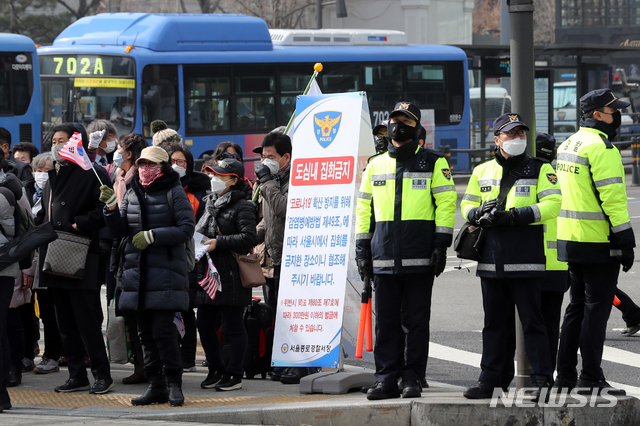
233 65 275 130
0 52 34 116
142 64 179 137
278 64 310 126
321 64 360 93
183 65 231 134
364 65 402 92
406 63 464 126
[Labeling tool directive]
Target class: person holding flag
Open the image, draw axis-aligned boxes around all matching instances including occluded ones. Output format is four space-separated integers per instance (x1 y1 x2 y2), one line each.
36 123 114 395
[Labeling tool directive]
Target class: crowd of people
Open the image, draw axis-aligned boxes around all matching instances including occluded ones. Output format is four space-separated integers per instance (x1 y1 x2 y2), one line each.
0 118 298 410
0 88 637 411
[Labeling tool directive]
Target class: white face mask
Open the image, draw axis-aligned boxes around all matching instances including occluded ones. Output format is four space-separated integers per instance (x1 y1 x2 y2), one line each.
104 141 117 154
113 151 124 167
34 172 49 189
210 175 228 195
262 158 281 175
501 138 527 156
172 164 187 178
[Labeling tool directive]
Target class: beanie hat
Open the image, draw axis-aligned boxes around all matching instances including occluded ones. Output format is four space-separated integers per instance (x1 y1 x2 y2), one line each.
151 120 181 146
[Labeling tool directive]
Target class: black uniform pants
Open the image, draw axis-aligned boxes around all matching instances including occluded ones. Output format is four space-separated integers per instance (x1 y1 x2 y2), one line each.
51 288 111 382
502 289 565 389
614 288 640 327
479 277 552 386
373 272 434 385
557 261 619 382
137 310 182 373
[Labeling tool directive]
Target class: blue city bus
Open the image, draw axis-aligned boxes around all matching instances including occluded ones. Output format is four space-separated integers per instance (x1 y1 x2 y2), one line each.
37 13 471 171
0 33 42 148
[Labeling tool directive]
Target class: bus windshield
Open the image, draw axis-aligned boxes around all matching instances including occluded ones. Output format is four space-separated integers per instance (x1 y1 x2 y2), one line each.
0 52 33 116
39 54 136 136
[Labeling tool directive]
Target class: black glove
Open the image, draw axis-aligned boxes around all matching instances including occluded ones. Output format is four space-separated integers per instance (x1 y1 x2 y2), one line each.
430 247 447 277
255 163 273 182
473 198 499 223
618 248 634 272
356 257 374 282
492 208 514 227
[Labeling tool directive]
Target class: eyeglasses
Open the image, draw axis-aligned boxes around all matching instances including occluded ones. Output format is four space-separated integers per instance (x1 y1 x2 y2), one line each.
171 158 187 166
501 130 527 137
220 152 241 160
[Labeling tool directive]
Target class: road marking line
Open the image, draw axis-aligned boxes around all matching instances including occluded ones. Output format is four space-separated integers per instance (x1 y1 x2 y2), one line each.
430 343 640 397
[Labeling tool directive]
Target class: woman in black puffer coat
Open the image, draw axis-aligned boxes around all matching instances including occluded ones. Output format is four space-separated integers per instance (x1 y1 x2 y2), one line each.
101 146 194 407
196 158 256 392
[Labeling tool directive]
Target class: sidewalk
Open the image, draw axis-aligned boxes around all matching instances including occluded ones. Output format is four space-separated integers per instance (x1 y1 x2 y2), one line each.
3 361 640 425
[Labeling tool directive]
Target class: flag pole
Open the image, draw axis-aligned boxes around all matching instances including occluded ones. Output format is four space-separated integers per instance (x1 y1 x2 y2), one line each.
283 62 323 136
90 165 104 186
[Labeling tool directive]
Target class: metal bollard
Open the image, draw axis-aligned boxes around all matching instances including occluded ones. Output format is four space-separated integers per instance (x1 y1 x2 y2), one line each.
632 137 640 187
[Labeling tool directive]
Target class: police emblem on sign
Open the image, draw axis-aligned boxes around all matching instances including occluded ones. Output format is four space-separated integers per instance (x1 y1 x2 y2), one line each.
313 111 342 148
442 168 451 180
547 173 558 184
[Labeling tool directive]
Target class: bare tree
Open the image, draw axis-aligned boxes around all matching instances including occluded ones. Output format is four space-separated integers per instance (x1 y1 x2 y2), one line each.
533 0 555 45
219 0 314 29
56 0 102 19
473 0 500 37
197 0 222 13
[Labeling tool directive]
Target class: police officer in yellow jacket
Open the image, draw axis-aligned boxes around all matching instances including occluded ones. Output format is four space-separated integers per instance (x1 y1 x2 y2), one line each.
461 113 561 400
501 132 569 390
554 89 635 396
355 102 456 400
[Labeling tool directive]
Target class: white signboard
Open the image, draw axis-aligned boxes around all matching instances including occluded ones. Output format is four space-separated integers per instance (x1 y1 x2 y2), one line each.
272 92 373 367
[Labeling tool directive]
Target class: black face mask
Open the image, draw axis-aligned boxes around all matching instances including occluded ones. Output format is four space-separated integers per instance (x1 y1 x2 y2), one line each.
388 121 416 143
609 110 622 130
375 135 390 154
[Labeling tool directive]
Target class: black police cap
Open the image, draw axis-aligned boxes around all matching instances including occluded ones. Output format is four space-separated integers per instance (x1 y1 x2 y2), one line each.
580 88 630 114
535 132 556 162
390 102 421 122
493 113 530 136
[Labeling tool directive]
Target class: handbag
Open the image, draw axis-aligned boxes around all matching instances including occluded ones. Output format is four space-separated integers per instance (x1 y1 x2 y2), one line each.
454 155 529 261
233 251 266 288
106 289 132 364
42 189 90 279
43 231 91 279
216 226 265 288
454 222 484 261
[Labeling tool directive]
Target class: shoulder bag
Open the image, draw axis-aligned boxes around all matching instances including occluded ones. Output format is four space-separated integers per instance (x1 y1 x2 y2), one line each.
42 189 91 280
217 226 265 288
454 156 529 261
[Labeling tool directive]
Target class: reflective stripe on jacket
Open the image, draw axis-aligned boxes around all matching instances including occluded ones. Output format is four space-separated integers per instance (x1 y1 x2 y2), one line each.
556 126 635 262
461 155 562 278
355 141 456 275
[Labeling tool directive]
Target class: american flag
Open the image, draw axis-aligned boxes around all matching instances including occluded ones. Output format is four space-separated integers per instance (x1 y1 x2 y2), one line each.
199 253 221 301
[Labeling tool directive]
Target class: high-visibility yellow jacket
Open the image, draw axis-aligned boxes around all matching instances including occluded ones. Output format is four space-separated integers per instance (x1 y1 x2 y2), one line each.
556 121 635 262
461 153 561 279
355 140 456 275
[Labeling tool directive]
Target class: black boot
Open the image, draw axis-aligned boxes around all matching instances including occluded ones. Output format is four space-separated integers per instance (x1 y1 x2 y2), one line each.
131 368 169 406
531 376 551 403
165 369 184 407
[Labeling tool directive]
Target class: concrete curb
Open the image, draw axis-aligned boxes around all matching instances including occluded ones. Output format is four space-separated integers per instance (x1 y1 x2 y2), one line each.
11 389 640 426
